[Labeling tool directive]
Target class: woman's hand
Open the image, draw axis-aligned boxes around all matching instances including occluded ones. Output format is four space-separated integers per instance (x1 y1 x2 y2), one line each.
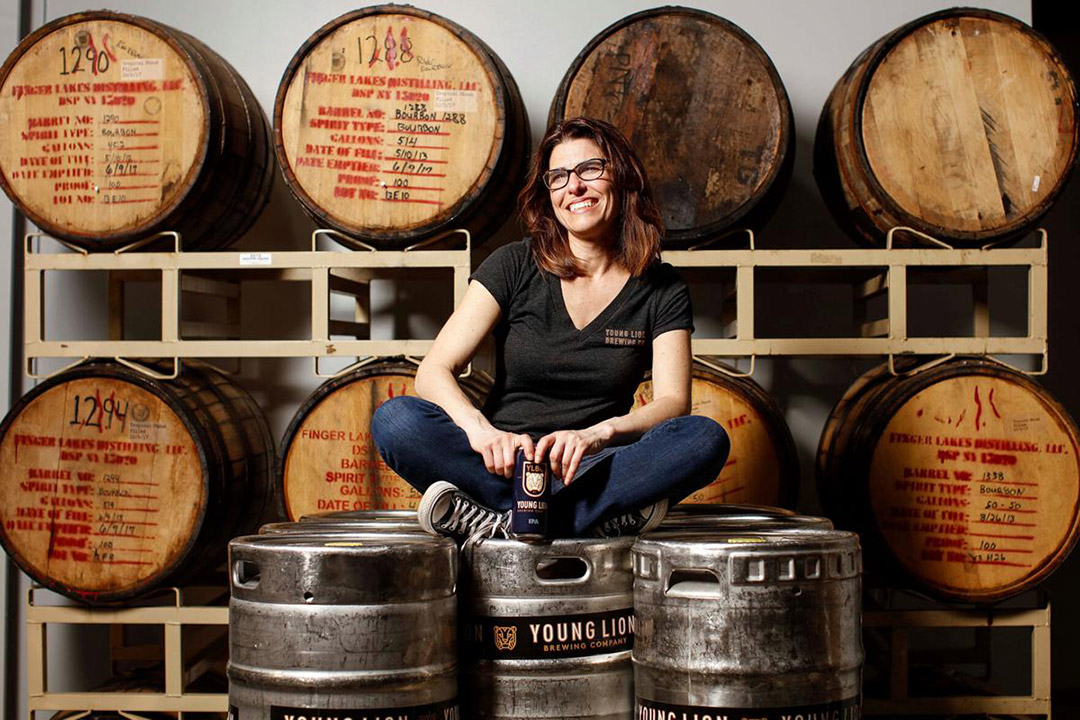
466 426 535 479
535 424 615 485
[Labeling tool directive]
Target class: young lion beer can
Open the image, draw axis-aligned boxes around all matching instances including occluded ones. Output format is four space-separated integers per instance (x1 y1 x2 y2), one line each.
512 449 550 540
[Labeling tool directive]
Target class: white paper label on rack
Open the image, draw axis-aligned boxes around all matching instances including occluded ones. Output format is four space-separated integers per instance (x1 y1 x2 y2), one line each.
1032 175 1042 192
121 58 164 80
240 252 272 266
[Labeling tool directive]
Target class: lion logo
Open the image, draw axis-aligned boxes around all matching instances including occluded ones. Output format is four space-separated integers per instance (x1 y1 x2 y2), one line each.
493 625 517 651
523 463 547 498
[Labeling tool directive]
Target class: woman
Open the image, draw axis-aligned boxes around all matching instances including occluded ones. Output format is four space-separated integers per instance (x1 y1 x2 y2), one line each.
372 117 729 539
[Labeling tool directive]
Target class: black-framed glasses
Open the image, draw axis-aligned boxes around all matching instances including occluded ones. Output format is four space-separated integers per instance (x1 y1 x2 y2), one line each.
543 158 607 190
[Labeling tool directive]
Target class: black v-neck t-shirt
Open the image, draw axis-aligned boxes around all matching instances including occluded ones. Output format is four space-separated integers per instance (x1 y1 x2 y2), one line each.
471 239 693 439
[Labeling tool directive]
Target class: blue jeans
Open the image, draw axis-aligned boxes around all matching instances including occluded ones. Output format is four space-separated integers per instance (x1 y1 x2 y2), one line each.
371 396 730 536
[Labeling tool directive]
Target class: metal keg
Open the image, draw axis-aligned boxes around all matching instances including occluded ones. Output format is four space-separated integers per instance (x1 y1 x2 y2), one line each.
634 530 862 718
228 532 459 718
460 537 635 719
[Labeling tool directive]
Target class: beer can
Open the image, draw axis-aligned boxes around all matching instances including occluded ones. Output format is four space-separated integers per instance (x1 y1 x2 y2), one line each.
512 449 549 540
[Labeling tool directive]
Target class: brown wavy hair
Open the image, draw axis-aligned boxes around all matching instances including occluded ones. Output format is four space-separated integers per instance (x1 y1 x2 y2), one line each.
518 117 663 278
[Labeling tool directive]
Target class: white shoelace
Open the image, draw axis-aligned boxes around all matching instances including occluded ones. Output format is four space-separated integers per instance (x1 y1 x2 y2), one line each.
442 494 510 549
599 512 640 536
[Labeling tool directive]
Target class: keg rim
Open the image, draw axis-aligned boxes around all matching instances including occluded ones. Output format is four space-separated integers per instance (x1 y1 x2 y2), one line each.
636 528 860 547
230 531 452 549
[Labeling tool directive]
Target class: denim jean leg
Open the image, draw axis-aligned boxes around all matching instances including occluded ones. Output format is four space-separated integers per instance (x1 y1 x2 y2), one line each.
370 396 513 511
549 415 730 535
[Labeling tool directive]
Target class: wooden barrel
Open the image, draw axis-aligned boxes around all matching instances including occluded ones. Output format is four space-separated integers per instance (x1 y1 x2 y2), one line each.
274 6 529 249
278 359 491 520
0 11 274 251
633 361 798 507
0 360 274 604
549 7 794 246
817 357 1080 602
815 9 1080 247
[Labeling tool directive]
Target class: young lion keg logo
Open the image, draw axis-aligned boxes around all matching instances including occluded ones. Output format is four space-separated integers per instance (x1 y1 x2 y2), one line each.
523 462 547 498
493 625 517 651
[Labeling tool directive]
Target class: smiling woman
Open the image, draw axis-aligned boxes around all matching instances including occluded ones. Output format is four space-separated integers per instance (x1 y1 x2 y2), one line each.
371 117 730 541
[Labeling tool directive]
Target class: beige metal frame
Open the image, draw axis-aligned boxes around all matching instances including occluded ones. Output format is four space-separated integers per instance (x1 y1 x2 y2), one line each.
862 599 1051 717
26 586 229 718
24 228 1048 372
23 229 472 370
666 228 1048 371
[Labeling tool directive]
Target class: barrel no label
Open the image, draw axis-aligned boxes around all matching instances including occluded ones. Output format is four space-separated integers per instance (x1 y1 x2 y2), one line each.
634 362 798 507
275 6 529 248
0 11 274 250
278 360 490 520
818 358 1080 602
551 7 793 245
815 9 1079 246
0 361 273 603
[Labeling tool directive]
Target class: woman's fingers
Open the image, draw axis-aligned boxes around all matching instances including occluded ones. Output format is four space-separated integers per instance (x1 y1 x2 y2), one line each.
563 444 586 486
559 441 577 482
548 436 565 478
500 438 516 478
534 435 552 464
520 434 536 462
481 445 496 475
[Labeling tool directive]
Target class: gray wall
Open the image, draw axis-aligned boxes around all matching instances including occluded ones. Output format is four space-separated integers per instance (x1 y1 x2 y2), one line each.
8 0 1075 716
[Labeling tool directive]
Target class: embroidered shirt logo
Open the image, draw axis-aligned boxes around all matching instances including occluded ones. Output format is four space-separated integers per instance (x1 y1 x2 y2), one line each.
605 328 646 346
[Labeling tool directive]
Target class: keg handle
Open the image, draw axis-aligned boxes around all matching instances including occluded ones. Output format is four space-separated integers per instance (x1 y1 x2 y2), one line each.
694 354 756 378
534 555 592 584
232 558 262 590
665 567 723 598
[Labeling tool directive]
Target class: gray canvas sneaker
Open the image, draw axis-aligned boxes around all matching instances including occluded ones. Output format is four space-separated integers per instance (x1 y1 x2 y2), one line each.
592 499 669 537
417 481 512 542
